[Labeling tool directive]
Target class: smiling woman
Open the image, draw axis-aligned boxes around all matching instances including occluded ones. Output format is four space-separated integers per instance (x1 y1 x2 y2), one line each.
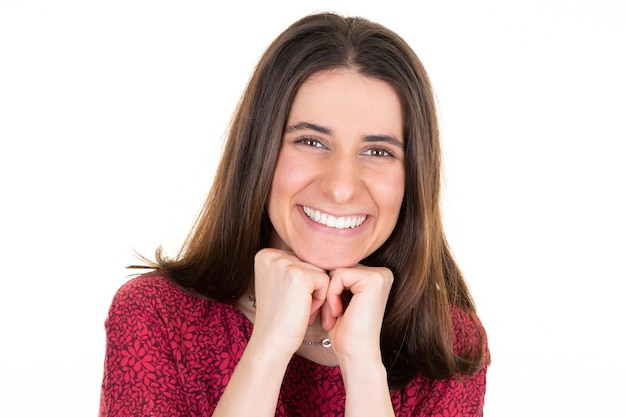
99 11 489 417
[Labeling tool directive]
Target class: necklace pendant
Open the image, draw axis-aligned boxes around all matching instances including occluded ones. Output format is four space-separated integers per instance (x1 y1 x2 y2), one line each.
303 338 332 348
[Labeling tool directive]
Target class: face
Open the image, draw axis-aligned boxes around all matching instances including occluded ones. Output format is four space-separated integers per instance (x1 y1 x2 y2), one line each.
267 68 406 270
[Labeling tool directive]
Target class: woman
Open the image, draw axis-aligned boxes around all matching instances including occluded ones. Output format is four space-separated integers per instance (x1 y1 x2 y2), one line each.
99 12 489 417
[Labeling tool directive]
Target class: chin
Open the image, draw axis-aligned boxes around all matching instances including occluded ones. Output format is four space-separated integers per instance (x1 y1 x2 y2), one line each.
297 251 362 271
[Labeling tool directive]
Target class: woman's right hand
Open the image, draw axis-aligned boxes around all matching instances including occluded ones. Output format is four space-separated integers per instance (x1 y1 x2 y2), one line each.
250 248 330 357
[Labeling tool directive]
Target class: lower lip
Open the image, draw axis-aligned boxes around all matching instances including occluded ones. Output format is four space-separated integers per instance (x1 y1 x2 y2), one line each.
298 205 370 234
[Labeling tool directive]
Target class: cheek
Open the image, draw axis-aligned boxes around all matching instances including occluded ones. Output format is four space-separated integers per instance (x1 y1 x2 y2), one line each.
267 154 291 209
266 155 309 222
269 151 319 202
266 180 288 228
378 172 405 217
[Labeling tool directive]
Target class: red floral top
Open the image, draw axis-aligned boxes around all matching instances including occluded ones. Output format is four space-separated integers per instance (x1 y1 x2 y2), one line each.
99 273 487 416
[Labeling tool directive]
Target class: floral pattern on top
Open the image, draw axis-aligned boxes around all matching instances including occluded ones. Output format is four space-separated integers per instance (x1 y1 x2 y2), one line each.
99 273 488 416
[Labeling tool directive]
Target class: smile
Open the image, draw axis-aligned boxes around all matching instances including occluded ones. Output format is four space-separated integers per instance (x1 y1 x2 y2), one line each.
302 206 367 229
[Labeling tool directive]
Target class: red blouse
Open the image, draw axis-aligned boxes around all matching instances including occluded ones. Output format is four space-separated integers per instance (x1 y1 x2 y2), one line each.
99 273 487 416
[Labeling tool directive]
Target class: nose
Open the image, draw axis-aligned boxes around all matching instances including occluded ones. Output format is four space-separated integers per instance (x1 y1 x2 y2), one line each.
319 154 363 203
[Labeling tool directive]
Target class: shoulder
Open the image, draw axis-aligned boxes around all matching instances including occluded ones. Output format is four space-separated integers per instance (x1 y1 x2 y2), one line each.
110 272 192 310
106 272 212 326
101 273 247 416
112 272 183 299
105 272 247 334
451 306 488 357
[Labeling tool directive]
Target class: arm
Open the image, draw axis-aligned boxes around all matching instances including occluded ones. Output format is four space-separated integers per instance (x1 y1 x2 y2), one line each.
212 248 331 417
341 358 395 417
324 267 489 417
323 266 396 417
101 252 329 417
100 278 293 417
209 339 290 417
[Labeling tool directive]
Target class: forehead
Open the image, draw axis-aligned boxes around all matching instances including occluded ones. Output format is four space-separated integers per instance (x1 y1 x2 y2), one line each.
287 69 404 137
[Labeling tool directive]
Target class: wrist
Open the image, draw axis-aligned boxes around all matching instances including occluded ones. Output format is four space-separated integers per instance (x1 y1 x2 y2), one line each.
338 353 387 385
340 358 393 415
246 331 299 366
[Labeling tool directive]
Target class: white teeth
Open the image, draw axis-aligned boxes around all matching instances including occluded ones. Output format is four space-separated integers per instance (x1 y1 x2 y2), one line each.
327 216 336 228
302 206 367 229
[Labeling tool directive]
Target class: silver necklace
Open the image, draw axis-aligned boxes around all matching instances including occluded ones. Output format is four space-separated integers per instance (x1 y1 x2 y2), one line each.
248 292 331 348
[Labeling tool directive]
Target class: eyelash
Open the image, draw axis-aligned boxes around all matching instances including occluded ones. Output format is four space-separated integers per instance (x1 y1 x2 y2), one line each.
295 137 326 149
294 136 397 158
363 147 396 158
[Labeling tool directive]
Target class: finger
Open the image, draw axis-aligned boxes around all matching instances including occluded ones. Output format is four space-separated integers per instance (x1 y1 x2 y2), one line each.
326 270 348 317
320 299 336 331
308 284 326 326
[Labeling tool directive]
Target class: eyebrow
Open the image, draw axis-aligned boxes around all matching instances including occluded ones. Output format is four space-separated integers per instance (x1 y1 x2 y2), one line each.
284 122 331 135
363 134 404 149
284 122 404 149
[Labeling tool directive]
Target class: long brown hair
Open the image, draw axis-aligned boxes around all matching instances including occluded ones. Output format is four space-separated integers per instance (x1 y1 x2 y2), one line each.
142 12 487 389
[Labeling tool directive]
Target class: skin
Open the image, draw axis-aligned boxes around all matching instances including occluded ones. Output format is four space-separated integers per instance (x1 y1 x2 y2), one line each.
214 68 405 417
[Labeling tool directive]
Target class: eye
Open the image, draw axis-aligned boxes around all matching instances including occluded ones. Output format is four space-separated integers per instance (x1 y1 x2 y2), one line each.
295 137 326 149
363 147 394 158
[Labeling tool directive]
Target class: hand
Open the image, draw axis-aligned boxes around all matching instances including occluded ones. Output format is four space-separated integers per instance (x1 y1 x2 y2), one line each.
251 248 330 356
321 265 394 361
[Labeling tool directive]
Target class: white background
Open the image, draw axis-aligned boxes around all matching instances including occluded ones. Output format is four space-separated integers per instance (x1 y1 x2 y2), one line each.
1 1 624 416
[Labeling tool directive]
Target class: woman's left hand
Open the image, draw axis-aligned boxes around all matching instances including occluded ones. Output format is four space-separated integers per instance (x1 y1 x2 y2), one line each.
320 265 394 362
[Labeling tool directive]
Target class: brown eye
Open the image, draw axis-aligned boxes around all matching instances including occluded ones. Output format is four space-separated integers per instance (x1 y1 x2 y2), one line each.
296 137 325 148
364 147 393 157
